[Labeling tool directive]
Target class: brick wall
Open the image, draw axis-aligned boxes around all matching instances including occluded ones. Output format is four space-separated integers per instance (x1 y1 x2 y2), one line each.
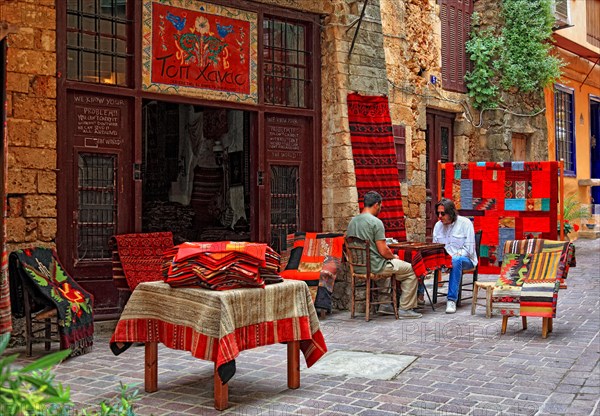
2 0 57 251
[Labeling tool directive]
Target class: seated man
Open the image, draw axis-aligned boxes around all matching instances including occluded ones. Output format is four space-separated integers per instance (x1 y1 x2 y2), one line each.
432 198 478 314
346 191 421 319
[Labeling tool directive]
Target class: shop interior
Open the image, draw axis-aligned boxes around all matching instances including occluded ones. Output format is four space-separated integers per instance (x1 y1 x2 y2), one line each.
141 100 251 243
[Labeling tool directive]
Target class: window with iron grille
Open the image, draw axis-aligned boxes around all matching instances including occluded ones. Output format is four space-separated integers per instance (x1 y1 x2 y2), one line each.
66 0 132 86
77 153 117 261
270 165 299 252
554 85 576 174
440 0 472 93
263 17 311 108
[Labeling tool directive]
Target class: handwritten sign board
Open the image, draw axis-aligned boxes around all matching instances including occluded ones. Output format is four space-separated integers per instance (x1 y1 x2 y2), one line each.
70 93 129 150
266 115 304 161
142 0 258 104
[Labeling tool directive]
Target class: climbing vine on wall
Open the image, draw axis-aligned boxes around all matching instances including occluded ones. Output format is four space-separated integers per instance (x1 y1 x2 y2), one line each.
465 0 563 110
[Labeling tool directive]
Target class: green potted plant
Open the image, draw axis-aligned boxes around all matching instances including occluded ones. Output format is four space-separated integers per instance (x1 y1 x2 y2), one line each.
0 333 140 415
558 195 591 240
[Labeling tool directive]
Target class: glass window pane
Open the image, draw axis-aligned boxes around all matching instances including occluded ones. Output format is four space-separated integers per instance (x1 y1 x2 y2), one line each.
82 51 97 82
116 57 127 85
99 35 112 52
99 18 112 34
67 49 79 80
99 54 114 84
66 0 131 86
82 33 95 49
82 16 95 31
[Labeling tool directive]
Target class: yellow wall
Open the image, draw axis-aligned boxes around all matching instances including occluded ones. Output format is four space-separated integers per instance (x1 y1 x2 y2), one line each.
545 48 600 205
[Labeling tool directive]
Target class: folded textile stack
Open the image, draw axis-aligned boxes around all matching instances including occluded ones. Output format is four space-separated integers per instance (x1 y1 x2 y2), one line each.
162 241 282 290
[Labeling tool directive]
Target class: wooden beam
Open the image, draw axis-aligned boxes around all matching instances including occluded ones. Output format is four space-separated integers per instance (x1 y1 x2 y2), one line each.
0 22 18 41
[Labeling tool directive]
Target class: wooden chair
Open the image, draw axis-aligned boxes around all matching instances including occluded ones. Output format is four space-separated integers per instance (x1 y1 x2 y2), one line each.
435 229 482 306
344 236 398 321
23 291 59 356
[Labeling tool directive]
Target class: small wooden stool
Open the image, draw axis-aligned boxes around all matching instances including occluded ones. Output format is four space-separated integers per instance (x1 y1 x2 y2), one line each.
471 281 495 318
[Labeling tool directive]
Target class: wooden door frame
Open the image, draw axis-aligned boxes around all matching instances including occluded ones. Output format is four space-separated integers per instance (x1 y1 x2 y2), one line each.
425 109 455 239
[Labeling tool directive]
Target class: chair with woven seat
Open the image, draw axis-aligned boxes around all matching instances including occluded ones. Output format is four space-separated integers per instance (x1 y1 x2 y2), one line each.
434 229 482 306
344 236 398 321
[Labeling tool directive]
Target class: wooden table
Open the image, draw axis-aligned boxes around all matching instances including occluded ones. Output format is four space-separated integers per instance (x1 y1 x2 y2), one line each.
388 242 452 309
110 280 327 410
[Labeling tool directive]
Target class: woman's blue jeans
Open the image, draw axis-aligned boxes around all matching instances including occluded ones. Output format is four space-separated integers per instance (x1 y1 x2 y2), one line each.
448 256 474 302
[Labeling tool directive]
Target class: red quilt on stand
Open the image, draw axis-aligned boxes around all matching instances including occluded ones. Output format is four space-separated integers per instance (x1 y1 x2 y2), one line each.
347 93 407 241
442 161 560 274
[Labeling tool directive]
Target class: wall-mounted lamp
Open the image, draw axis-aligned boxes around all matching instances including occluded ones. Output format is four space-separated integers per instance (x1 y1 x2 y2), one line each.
213 140 224 166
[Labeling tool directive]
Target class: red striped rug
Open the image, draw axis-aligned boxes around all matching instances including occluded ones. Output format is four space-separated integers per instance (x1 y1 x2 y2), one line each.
347 93 406 241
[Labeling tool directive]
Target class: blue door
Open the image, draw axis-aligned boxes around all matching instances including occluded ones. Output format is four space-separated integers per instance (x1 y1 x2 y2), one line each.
591 99 600 205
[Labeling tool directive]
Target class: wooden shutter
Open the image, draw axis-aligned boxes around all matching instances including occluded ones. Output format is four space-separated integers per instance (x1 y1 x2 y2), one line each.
587 0 600 47
440 0 472 92
393 125 406 181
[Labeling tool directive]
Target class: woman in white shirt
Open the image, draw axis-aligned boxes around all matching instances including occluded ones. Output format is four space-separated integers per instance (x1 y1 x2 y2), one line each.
432 198 478 314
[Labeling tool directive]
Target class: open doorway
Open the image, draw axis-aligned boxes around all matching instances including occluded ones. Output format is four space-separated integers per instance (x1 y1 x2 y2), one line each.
141 100 251 243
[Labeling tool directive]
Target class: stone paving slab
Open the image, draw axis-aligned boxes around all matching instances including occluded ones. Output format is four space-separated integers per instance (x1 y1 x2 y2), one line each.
7 239 600 415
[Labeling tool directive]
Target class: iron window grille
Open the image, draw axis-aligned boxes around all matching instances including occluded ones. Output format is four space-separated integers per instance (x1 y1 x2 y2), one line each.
554 85 576 174
77 153 117 261
270 165 299 252
263 16 311 108
66 0 132 86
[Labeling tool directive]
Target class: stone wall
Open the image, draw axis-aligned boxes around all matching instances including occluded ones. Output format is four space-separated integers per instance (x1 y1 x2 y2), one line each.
470 0 548 162
2 0 57 252
321 0 390 234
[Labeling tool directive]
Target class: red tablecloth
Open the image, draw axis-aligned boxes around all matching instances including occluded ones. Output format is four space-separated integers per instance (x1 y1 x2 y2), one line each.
390 242 452 281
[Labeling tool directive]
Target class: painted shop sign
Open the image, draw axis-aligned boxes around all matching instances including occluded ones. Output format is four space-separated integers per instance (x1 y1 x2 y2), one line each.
142 0 258 104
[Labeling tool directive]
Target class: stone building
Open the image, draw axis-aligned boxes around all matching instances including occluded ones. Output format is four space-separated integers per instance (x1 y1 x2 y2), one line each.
1 0 597 321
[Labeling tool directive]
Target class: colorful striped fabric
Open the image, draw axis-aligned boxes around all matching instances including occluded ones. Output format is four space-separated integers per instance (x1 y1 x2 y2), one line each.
163 241 281 290
0 250 11 335
347 93 406 242
492 239 572 318
394 245 452 281
110 280 327 384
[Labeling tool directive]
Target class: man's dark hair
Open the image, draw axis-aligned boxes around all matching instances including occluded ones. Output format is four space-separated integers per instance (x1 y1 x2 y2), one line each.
435 198 458 222
363 191 383 208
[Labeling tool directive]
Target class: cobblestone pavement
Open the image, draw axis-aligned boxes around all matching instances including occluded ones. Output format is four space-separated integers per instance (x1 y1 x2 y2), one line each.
9 239 600 416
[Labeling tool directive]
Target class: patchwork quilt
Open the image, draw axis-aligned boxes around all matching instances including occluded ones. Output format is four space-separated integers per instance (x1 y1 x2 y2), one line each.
442 161 560 274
